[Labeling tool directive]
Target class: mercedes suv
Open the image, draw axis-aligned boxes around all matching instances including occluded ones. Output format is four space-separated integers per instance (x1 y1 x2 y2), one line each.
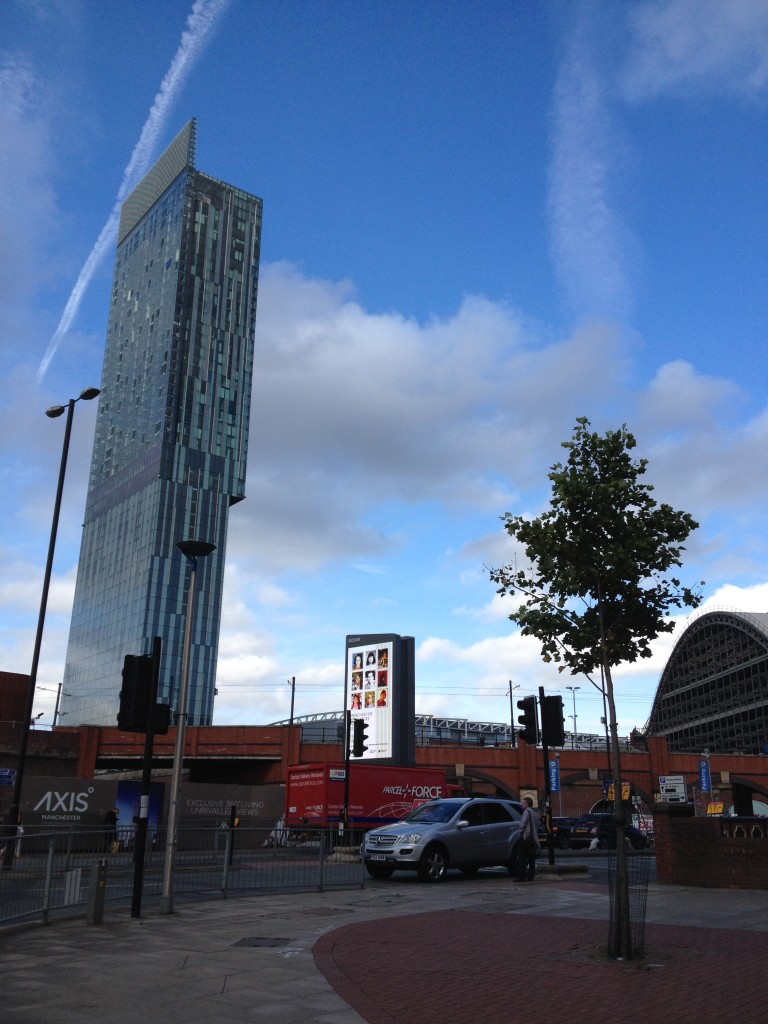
363 797 523 882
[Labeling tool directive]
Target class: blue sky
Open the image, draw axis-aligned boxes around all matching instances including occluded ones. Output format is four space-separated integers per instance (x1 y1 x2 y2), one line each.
1 0 767 737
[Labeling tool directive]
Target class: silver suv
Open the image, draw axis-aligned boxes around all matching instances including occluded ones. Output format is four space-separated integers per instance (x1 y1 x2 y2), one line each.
363 797 523 882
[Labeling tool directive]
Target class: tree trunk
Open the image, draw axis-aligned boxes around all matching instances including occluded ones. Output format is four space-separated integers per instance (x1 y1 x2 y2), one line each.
603 661 633 958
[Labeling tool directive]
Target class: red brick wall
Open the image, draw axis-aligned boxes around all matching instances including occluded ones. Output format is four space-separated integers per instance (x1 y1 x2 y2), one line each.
655 806 768 889
0 671 28 724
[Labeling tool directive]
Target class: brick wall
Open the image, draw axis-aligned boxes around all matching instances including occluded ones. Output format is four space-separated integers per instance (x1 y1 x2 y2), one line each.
655 804 768 889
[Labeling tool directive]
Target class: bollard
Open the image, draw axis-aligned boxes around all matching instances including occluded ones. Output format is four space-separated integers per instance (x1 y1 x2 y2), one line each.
87 859 108 925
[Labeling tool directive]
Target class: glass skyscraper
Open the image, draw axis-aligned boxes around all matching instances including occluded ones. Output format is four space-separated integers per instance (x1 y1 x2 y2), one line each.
61 120 262 727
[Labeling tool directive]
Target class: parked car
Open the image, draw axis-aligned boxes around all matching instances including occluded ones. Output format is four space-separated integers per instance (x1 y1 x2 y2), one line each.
568 813 648 850
363 797 524 882
538 816 578 850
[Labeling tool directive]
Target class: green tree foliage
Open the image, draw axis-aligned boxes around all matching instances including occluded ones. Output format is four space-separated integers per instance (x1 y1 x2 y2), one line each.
490 417 703 958
491 418 702 673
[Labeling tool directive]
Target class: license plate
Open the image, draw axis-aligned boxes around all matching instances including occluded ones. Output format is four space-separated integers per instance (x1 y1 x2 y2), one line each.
369 853 385 861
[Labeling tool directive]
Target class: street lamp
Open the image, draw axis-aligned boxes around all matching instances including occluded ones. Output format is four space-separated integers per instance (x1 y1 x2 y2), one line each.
3 387 100 870
507 681 519 748
37 684 71 727
161 539 216 913
566 685 580 750
287 676 296 728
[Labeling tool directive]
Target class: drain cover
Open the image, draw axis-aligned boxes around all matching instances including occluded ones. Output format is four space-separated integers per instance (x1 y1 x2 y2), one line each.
233 937 291 948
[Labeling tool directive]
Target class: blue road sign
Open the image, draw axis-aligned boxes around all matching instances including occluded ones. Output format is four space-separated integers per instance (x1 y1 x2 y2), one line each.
549 758 560 793
699 758 711 794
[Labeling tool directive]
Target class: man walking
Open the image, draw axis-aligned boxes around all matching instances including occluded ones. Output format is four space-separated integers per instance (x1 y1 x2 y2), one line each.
516 796 541 881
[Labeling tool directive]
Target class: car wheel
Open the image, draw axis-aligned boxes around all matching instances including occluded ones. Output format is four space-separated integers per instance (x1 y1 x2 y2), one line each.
418 845 448 882
365 862 395 880
558 835 571 850
459 865 479 876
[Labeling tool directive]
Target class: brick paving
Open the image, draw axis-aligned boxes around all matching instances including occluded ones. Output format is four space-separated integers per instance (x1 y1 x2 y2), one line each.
315 909 768 1024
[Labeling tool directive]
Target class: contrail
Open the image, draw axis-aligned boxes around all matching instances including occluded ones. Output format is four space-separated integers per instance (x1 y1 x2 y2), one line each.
37 0 230 381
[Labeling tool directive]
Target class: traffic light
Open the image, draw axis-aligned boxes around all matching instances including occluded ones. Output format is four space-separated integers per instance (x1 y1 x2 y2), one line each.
117 654 152 732
516 695 538 745
352 717 369 757
153 703 171 736
541 695 566 747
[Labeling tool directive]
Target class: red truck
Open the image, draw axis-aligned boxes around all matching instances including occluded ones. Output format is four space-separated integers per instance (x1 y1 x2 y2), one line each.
285 762 458 829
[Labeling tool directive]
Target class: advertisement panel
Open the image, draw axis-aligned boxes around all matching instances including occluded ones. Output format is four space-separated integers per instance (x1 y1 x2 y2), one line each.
348 638 393 759
345 633 415 764
285 762 451 827
21 777 285 831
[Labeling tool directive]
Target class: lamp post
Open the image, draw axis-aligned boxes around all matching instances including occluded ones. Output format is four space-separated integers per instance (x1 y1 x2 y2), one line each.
37 684 71 727
566 685 580 750
161 539 215 913
507 681 519 747
287 676 296 728
3 386 99 870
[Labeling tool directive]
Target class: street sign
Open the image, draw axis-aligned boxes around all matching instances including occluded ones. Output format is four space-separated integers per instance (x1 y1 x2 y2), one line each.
603 780 631 801
698 758 711 794
548 759 560 793
659 774 687 802
0 768 16 786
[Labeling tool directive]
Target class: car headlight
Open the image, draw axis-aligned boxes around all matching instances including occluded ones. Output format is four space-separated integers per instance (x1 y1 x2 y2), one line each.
395 833 422 845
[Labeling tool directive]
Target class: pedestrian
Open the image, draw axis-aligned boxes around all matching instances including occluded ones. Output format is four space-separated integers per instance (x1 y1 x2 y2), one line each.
516 796 541 881
104 806 119 852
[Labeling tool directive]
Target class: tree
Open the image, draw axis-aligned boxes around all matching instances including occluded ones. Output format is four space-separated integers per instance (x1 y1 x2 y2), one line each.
490 417 703 958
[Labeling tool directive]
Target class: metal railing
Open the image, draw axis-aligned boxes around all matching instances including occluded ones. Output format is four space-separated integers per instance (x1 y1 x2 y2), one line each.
0 824 364 927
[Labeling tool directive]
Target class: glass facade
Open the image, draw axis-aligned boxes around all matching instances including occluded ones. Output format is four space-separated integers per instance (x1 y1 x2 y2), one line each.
647 610 768 754
61 121 262 727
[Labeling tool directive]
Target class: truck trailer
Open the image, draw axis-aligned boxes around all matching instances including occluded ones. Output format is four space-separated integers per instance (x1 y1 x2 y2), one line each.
285 762 458 830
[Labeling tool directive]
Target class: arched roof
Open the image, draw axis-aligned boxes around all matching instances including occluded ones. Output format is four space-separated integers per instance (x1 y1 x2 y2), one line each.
647 609 768 754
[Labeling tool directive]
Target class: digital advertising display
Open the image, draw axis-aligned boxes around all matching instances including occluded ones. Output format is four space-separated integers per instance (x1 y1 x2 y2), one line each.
345 633 415 765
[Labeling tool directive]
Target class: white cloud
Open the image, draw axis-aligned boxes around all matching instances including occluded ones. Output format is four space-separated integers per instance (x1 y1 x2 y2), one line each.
454 591 522 623
640 360 743 432
622 0 768 100
548 29 637 319
228 263 768 593
702 581 768 612
233 265 637 576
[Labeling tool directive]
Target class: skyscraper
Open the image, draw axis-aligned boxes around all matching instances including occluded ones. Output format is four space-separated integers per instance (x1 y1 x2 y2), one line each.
61 120 262 727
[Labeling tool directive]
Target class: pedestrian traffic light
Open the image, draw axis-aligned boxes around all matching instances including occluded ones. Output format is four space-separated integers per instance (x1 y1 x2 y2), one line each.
516 695 538 745
153 702 171 736
117 654 152 732
541 695 566 747
352 717 369 757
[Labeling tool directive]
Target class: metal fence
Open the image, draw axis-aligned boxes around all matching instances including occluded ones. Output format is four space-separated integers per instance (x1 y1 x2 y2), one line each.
0 823 364 927
606 851 651 958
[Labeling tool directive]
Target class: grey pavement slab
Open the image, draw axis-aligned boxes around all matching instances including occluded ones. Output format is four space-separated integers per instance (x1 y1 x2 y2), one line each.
2 871 768 1024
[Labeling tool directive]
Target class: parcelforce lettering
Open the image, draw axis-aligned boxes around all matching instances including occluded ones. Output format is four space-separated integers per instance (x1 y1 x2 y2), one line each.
381 785 443 799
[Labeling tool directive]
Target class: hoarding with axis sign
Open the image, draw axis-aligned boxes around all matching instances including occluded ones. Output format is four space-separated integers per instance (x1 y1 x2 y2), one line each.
345 633 415 765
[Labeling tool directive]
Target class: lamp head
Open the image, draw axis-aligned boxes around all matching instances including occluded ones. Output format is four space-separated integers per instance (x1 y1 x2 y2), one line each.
177 540 216 560
45 387 99 419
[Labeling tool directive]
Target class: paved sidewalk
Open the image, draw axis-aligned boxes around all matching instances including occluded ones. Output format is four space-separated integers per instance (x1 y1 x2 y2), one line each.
2 871 768 1023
